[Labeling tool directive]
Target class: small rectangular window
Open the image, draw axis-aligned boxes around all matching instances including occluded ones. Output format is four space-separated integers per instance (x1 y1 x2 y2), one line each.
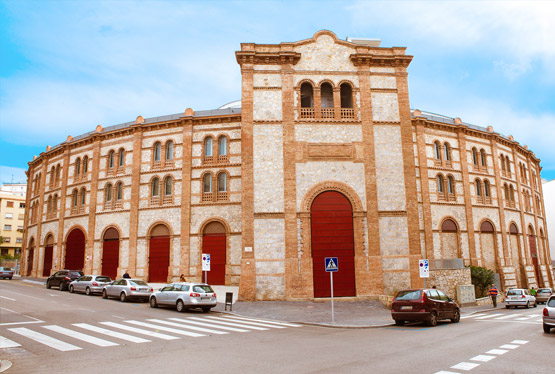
19 203 25 208
6 201 14 208
5 213 13 219
16 238 22 243
4 225 12 231
3 237 10 243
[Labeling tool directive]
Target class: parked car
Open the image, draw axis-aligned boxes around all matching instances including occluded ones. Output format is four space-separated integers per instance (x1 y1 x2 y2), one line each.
46 270 84 291
535 288 553 304
69 275 112 295
102 278 153 302
505 288 537 308
149 282 217 313
543 296 555 333
391 288 460 327
0 267 14 279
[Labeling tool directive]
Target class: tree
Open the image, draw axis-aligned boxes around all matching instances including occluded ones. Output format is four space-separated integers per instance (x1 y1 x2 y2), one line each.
468 266 495 298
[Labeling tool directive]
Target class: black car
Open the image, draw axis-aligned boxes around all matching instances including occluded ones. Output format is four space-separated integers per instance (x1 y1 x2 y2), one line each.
46 270 84 291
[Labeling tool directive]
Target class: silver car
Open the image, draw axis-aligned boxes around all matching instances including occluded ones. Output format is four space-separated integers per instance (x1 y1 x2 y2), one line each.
0 267 14 280
149 282 217 312
505 288 537 308
543 296 555 333
102 278 152 302
69 275 112 295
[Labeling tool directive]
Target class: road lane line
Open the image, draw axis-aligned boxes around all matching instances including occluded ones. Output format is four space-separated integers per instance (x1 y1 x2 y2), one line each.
168 318 249 332
470 355 496 362
462 313 485 319
73 323 150 343
510 340 529 345
494 314 521 319
486 349 508 355
475 313 503 319
42 325 118 347
434 371 460 374
450 362 480 371
206 316 286 329
0 290 44 301
188 317 268 330
219 315 301 327
99 322 179 340
124 320 205 337
499 344 519 349
8 327 81 351
147 319 228 335
0 296 15 301
0 336 21 348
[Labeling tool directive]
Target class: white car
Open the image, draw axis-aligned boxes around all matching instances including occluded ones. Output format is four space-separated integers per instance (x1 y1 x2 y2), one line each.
543 296 555 333
505 288 537 309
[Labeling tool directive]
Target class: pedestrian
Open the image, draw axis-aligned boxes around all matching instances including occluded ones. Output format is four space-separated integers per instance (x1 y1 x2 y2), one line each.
488 284 498 308
530 287 536 297
179 274 186 282
123 270 130 279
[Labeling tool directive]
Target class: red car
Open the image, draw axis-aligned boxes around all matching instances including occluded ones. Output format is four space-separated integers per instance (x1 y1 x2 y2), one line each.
391 288 460 326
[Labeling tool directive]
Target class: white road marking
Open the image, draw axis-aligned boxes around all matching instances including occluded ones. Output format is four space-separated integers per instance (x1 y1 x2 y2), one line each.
0 307 44 326
99 322 179 340
9 327 81 351
516 316 534 320
206 316 286 329
0 336 21 348
461 313 485 319
475 313 503 319
450 362 480 371
112 315 125 319
42 325 118 347
147 319 228 335
0 290 44 301
222 315 302 327
0 296 15 301
168 318 249 332
494 314 521 319
511 340 529 345
499 344 519 349
470 354 496 362
124 320 204 337
486 349 509 355
434 371 460 374
188 317 268 331
73 323 150 343
22 280 44 285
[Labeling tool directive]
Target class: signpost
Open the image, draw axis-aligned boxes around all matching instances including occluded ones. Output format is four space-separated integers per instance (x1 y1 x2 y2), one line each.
202 253 210 283
419 259 429 288
325 257 338 323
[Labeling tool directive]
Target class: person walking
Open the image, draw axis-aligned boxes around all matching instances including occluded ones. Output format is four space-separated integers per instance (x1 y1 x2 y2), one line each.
530 287 537 297
488 284 499 308
123 270 130 279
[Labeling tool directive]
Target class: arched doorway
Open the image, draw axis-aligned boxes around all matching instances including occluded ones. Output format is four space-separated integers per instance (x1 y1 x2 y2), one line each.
65 228 85 270
43 235 54 277
509 223 524 287
311 191 356 298
528 226 540 286
480 221 496 272
102 228 120 279
202 221 227 285
440 219 459 259
26 238 35 276
149 224 170 283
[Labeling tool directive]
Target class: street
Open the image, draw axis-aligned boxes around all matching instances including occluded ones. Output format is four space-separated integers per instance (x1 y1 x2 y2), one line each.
1 278 553 374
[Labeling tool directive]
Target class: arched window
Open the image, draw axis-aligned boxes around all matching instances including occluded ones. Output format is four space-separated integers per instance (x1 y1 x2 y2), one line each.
152 178 160 197
504 184 509 200
83 156 88 174
105 183 113 202
480 149 487 167
72 190 78 207
441 219 458 232
166 141 174 160
203 173 212 193
80 188 86 206
154 142 162 162
444 143 451 161
300 82 314 108
448 176 455 194
480 221 494 233
509 185 515 201
320 82 334 109
204 137 213 157
475 179 482 196
500 155 506 171
75 157 81 176
108 150 115 169
484 180 490 197
472 148 478 165
164 177 172 196
434 142 441 160
47 196 52 214
218 136 227 156
50 166 55 186
53 194 58 212
116 182 122 201
510 223 518 234
506 156 511 173
218 172 227 192
118 149 125 167
340 83 353 108
437 174 444 193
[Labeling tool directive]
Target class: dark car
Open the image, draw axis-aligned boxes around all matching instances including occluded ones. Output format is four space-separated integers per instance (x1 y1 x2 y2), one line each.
46 270 84 291
391 288 460 327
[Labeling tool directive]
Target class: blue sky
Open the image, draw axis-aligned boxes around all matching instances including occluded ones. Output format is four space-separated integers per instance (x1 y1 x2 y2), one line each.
1 0 555 184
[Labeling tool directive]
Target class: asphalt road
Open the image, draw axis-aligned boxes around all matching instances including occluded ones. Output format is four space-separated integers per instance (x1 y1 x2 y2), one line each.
1 278 553 374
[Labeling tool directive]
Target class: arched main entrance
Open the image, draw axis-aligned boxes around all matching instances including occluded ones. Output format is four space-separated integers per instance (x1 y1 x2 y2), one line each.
149 224 170 283
102 228 120 279
440 219 459 259
480 221 496 272
43 235 54 277
27 238 35 276
528 226 540 286
65 228 85 270
202 221 226 285
311 191 356 298
509 223 524 288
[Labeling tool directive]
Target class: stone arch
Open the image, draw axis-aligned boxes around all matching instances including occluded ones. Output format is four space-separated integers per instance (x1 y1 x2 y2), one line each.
439 217 460 259
295 78 317 90
478 219 498 273
147 222 172 283
64 226 87 271
102 226 121 279
312 29 339 42
318 79 336 89
200 219 229 285
301 181 364 213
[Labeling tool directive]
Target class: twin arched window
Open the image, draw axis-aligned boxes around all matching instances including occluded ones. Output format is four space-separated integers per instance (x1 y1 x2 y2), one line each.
202 172 228 200
153 140 174 166
151 176 173 202
204 136 228 161
437 173 456 201
299 81 354 119
433 141 452 164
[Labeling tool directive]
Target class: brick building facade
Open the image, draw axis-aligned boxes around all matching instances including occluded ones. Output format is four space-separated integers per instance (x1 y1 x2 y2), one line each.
22 31 553 300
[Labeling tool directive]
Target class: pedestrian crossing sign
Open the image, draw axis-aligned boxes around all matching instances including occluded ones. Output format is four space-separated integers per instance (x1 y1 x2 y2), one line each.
325 257 338 272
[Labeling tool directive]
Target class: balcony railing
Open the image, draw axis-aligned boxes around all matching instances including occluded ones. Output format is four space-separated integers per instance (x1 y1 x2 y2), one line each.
341 108 355 119
321 108 335 119
300 108 315 119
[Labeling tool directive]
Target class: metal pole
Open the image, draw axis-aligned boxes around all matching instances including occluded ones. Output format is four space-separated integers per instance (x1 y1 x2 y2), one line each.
204 271 207 284
330 271 335 324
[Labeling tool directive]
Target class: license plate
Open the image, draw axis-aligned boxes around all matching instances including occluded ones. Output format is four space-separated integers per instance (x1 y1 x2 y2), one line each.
400 306 412 310
201 297 210 300
139 288 148 291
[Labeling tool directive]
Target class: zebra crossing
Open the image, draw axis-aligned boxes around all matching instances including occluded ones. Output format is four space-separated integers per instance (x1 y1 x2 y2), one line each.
461 311 543 324
0 315 301 353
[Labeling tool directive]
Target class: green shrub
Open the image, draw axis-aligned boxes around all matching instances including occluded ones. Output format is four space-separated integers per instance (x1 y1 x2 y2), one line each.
468 266 495 298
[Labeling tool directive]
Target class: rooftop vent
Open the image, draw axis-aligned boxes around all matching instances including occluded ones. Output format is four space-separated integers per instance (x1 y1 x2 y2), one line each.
346 37 381 47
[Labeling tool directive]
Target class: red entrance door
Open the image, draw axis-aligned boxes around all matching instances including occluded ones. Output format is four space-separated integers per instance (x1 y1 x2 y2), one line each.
102 240 119 279
43 245 53 277
528 235 540 285
149 236 169 282
202 233 226 285
311 191 356 298
66 229 85 270
26 248 34 276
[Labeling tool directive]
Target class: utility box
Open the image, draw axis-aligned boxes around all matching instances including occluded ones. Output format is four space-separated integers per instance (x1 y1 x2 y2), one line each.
456 285 476 306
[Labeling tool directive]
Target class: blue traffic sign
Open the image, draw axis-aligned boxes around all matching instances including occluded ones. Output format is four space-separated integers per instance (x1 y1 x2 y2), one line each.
325 257 338 272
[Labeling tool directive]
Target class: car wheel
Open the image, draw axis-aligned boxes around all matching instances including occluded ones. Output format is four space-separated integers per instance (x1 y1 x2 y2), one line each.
394 320 405 326
505 305 510 309
85 287 91 296
525 301 530 309
544 324 551 334
120 292 127 302
102 289 108 299
176 299 186 312
533 302 537 308
69 285 74 293
9 277 12 280
150 297 158 308
60 282 67 291
427 312 438 327
46 281 51 289
202 307 211 313
451 310 460 323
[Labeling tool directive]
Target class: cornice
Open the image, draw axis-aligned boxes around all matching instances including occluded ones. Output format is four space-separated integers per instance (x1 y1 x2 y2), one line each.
236 51 301 66
350 54 413 68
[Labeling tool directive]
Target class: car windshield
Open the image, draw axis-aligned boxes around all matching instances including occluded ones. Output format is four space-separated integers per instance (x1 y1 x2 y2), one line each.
394 290 422 300
507 290 523 296
96 276 111 282
2 267 12 271
538 289 551 293
130 280 148 286
69 271 84 277
193 285 214 293
548 298 555 307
